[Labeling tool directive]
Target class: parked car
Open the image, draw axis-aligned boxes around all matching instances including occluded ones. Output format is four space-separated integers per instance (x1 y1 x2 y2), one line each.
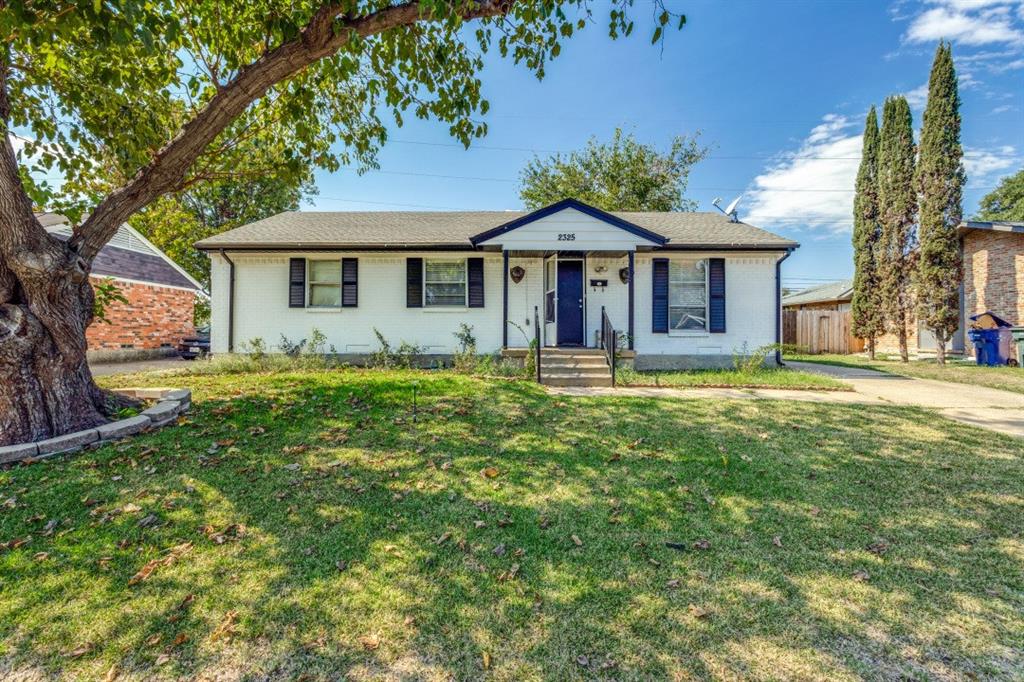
177 326 210 359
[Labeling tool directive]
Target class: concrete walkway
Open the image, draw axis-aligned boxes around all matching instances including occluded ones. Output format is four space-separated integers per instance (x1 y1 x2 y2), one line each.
550 360 1024 438
90 357 192 376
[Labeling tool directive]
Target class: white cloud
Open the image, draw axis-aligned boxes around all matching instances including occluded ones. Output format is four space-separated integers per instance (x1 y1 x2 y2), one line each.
743 115 861 234
963 144 1020 179
904 1 1024 45
905 82 931 109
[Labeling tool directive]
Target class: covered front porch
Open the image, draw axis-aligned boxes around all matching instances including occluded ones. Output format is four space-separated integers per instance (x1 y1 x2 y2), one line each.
498 249 636 351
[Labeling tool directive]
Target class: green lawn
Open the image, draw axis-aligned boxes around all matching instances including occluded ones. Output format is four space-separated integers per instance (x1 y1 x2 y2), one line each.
617 365 850 390
791 352 1024 394
2 368 1022 680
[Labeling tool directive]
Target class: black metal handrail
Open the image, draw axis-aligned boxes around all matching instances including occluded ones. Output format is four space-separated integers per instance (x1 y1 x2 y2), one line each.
533 305 542 384
600 305 616 386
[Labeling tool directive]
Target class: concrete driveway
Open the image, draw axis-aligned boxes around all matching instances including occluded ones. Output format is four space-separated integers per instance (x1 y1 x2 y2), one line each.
787 360 1024 437
90 357 195 376
553 360 1024 438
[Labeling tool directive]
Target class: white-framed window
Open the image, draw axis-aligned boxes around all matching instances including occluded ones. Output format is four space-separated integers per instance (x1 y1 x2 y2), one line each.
308 260 342 308
424 259 467 307
669 259 707 331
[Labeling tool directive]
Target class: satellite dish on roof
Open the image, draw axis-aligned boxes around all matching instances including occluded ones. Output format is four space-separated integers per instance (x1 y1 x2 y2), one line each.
712 195 742 223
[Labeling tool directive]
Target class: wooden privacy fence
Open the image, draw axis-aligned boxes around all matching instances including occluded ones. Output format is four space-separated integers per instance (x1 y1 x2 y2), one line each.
783 310 865 354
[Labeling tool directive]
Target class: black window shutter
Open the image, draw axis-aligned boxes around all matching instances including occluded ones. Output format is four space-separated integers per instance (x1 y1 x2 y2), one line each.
289 258 306 308
406 258 423 308
652 258 669 333
342 258 358 307
708 258 726 333
467 258 485 308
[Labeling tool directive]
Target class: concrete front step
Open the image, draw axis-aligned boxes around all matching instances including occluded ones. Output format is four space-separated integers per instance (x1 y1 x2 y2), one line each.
541 374 613 387
541 364 611 375
540 348 606 356
542 357 609 368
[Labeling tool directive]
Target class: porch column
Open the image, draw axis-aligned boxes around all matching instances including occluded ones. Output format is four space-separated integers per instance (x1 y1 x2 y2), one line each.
502 250 509 348
627 250 635 350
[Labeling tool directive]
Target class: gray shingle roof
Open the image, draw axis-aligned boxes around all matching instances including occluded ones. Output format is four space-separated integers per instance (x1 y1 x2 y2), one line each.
194 210 798 250
782 279 854 307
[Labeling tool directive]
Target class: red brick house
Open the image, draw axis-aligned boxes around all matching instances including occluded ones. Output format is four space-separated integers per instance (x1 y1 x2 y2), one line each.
39 213 203 358
960 220 1024 330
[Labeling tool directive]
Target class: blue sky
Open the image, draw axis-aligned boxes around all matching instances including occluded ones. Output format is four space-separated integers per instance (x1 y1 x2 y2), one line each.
306 0 1024 290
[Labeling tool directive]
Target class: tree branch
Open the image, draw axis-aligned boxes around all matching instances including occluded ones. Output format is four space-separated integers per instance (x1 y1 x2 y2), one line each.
71 0 513 262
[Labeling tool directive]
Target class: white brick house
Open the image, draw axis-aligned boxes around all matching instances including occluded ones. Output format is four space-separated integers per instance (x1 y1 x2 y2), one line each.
195 199 798 369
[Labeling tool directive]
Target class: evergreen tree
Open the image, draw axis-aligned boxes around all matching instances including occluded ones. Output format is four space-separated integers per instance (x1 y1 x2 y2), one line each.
877 95 918 363
914 42 964 365
851 106 885 358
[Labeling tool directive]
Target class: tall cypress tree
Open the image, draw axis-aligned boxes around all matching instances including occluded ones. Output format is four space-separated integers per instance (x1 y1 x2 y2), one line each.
877 95 918 363
914 42 964 365
851 106 885 358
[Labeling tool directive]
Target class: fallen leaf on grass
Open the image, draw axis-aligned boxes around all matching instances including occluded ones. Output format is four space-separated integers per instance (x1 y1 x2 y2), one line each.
688 604 710 619
692 539 711 550
482 651 491 669
435 532 452 545
103 664 119 681
666 579 681 589
480 467 499 479
145 634 162 647
570 534 583 547
64 643 93 659
172 633 188 646
209 611 238 642
128 543 192 585
867 540 890 556
852 569 871 582
359 634 380 650
576 654 589 667
772 535 783 548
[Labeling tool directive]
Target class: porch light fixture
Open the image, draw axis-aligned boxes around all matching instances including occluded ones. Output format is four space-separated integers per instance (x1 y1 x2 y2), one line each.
510 265 526 284
619 267 631 284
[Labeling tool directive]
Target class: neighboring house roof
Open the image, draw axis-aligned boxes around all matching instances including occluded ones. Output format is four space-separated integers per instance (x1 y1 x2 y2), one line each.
958 220 1024 237
38 212 202 291
194 203 799 251
782 279 854 307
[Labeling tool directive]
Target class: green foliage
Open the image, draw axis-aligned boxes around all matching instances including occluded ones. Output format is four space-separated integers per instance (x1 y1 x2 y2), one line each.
732 343 779 374
371 328 423 369
877 95 917 361
128 160 317 289
850 107 885 348
518 128 708 211
5 1 687 225
914 43 964 360
976 169 1024 221
91 277 128 324
452 323 478 373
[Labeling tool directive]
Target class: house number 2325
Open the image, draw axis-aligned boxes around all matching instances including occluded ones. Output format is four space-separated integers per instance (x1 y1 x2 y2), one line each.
557 233 576 241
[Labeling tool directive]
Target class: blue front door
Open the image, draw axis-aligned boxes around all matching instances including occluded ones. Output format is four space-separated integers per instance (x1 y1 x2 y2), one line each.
557 260 584 346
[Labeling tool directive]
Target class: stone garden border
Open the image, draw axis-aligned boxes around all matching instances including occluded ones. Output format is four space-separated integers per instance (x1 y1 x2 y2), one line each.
0 388 192 465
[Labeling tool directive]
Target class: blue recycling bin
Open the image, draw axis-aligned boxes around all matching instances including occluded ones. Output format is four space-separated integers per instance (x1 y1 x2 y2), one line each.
969 312 1014 365
968 328 995 365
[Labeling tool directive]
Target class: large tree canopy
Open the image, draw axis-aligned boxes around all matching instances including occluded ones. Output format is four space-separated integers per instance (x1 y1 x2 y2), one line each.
975 169 1024 222
0 1 686 445
518 128 707 211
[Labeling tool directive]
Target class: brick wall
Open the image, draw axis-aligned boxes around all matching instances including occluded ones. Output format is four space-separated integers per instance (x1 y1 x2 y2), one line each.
964 229 1024 326
87 278 195 350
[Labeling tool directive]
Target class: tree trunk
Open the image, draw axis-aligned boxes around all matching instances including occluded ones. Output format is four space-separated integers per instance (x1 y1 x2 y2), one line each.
0 246 109 446
935 336 946 365
898 324 909 363
867 336 876 360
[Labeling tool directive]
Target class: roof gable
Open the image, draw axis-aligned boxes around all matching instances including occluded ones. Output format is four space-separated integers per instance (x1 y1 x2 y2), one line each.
470 199 666 247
